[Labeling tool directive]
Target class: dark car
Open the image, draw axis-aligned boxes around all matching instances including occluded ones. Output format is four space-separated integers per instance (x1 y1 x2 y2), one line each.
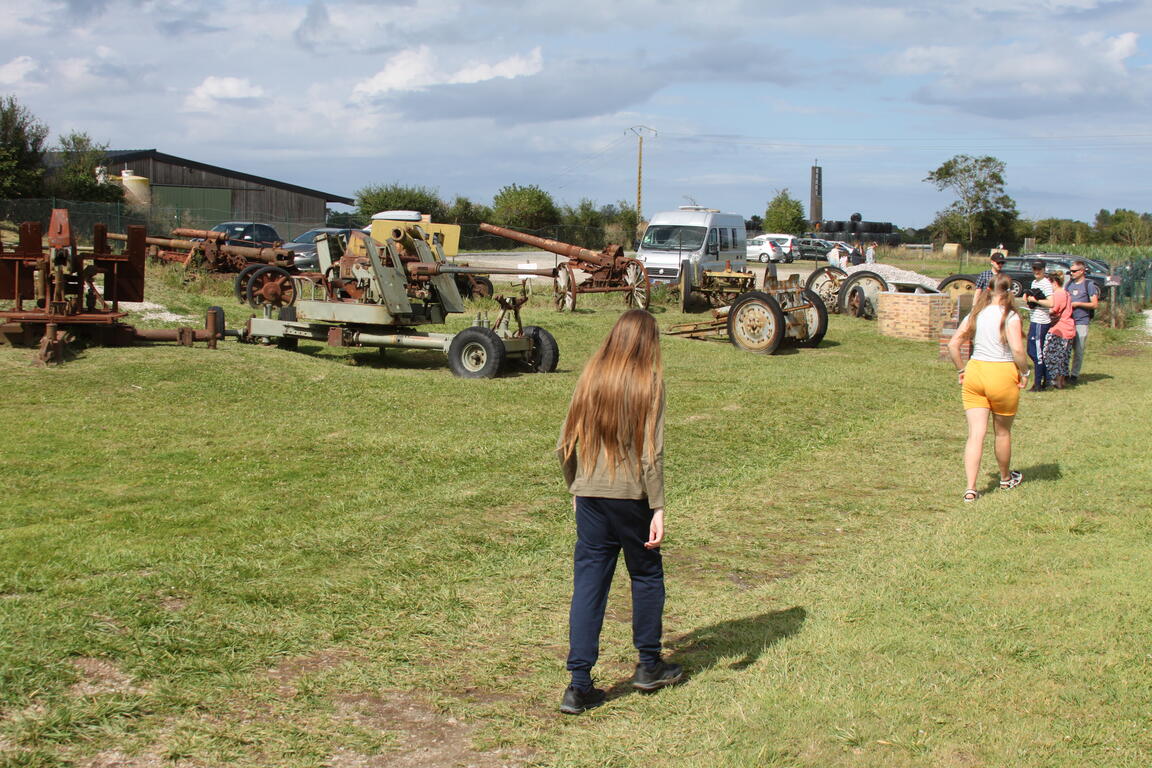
280 227 355 271
209 222 283 249
796 237 835 260
1002 254 1108 296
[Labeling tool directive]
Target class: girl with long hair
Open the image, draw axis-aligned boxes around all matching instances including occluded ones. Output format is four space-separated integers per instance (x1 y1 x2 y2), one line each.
947 273 1031 502
556 309 681 714
1040 272 1075 389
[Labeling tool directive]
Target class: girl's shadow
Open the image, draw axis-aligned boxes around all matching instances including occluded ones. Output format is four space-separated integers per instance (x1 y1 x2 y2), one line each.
605 606 807 700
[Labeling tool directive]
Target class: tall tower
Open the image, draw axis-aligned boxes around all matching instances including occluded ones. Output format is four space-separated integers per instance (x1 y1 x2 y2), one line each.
810 163 823 230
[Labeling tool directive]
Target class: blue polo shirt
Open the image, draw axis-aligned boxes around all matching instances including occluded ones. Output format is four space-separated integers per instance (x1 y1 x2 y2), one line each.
1066 279 1099 325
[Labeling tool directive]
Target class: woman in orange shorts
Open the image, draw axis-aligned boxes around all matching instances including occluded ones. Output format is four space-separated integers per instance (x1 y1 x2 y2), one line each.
947 274 1031 502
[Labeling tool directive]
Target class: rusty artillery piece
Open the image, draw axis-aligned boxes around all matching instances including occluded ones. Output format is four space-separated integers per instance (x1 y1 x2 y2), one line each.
666 274 828 355
107 228 295 273
0 210 225 364
478 223 650 312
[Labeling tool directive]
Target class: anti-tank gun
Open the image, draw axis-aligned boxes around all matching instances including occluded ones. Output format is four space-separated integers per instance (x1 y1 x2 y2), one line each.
239 223 561 378
477 223 650 312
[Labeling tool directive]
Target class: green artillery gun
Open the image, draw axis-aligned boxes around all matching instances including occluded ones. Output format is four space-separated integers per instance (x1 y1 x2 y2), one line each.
236 224 560 378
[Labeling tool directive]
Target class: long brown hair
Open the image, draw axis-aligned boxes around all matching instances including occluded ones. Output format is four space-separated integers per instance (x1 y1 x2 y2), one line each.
963 273 1020 343
560 310 664 479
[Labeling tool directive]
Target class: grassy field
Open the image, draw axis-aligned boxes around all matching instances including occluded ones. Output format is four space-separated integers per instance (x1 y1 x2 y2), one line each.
1 268 1150 767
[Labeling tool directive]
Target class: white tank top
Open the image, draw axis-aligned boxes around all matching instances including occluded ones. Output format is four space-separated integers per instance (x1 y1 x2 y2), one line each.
971 305 1016 362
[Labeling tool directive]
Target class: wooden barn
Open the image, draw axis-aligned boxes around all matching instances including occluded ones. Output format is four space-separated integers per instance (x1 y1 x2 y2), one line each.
104 149 353 238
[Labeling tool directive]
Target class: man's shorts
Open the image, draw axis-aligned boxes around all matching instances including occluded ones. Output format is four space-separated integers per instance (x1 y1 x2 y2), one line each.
962 359 1021 415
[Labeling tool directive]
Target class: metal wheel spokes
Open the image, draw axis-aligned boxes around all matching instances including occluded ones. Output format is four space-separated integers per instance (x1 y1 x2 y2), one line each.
624 260 651 309
247 266 296 309
805 266 846 313
553 263 577 312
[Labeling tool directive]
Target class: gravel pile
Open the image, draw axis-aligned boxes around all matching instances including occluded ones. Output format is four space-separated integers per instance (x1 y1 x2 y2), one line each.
844 263 939 291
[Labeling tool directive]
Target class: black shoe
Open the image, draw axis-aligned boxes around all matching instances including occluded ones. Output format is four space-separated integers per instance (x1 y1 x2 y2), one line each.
560 684 605 715
1069 376 1079 384
632 660 683 691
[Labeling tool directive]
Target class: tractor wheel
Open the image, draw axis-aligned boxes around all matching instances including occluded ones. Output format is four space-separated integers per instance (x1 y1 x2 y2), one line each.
447 327 506 378
837 270 889 319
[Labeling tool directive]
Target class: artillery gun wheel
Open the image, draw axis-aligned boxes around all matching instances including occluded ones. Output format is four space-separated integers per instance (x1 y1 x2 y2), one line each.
246 266 297 310
727 290 785 354
233 264 265 304
471 276 494 299
937 274 978 304
448 327 506 378
623 259 651 310
794 288 829 347
678 259 705 313
804 265 847 313
554 263 577 312
518 325 559 373
837 270 889 319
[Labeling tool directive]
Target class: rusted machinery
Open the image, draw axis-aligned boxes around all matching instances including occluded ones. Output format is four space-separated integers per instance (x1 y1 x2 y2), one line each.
107 228 296 273
236 225 560 378
477 223 650 311
0 210 224 364
804 266 941 319
666 274 827 354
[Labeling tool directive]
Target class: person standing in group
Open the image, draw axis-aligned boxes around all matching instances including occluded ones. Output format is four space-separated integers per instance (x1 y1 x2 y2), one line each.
1042 271 1076 389
973 253 1006 299
1066 260 1100 383
557 309 681 715
1023 260 1054 391
947 273 1030 502
865 242 876 264
826 244 840 267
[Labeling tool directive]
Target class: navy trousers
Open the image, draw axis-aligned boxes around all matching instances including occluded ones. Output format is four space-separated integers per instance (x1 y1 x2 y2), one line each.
567 496 665 689
1027 321 1050 386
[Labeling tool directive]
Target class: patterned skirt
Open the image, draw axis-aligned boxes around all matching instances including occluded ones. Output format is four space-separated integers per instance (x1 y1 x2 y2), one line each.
1043 334 1072 377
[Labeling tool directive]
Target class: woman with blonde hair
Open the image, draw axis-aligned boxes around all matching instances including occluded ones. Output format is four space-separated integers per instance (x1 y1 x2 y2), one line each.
1040 271 1075 389
947 273 1030 502
557 309 681 714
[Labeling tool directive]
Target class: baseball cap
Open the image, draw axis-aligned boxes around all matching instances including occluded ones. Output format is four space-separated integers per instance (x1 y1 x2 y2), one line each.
990 254 1006 264
1031 260 1045 270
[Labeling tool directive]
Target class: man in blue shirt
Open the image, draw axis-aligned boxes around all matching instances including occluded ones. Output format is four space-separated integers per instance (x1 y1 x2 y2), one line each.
1065 260 1100 382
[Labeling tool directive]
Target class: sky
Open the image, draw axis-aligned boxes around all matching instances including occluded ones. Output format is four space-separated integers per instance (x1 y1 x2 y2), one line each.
1 0 1150 229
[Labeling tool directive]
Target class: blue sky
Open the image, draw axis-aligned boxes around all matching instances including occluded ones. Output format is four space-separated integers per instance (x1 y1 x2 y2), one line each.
2 0 1149 228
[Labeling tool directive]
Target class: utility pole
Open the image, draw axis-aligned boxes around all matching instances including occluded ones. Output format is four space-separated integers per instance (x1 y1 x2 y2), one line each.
630 126 656 225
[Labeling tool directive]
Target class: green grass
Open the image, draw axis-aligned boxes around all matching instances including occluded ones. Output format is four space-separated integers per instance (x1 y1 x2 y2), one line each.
1 273 1150 766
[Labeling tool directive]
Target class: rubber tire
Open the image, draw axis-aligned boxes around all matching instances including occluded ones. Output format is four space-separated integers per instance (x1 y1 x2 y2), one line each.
937 274 979 300
726 290 785 355
447 327 506 378
795 288 829 347
678 259 696 313
519 325 559 373
472 276 494 299
1009 278 1025 297
233 264 264 304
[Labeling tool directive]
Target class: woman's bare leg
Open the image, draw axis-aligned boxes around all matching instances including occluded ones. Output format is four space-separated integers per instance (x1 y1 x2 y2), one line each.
964 408 990 491
992 412 1016 481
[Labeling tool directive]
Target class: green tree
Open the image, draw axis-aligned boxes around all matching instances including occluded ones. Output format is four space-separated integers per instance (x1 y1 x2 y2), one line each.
444 195 494 249
325 208 363 227
1100 208 1152 246
490 183 560 232
559 198 605 248
762 189 806 235
355 183 446 222
43 131 123 203
1031 217 1093 245
924 154 1017 247
604 201 640 249
0 94 49 198
745 214 763 233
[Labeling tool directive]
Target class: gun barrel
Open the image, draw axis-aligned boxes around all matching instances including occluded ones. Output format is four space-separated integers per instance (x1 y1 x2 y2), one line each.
479 223 600 262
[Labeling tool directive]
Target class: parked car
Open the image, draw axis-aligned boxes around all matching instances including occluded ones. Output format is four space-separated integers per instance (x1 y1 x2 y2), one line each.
938 253 1110 298
281 227 355 271
746 235 782 263
796 237 835 260
209 222 283 249
763 233 798 262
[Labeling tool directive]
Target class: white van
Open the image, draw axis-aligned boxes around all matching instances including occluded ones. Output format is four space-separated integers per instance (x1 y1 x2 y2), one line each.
636 206 747 284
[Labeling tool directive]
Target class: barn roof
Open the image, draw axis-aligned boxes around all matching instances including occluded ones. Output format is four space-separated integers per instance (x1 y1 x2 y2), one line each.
105 149 354 205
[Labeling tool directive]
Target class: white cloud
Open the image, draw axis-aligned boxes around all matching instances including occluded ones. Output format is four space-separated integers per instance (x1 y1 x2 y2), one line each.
352 45 543 98
183 76 268 112
0 56 38 85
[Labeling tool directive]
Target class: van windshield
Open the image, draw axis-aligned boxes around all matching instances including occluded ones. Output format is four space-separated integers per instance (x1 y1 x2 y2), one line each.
641 225 707 251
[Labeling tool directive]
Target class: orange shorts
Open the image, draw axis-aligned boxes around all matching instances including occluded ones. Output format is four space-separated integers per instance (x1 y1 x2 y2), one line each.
962 359 1021 415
